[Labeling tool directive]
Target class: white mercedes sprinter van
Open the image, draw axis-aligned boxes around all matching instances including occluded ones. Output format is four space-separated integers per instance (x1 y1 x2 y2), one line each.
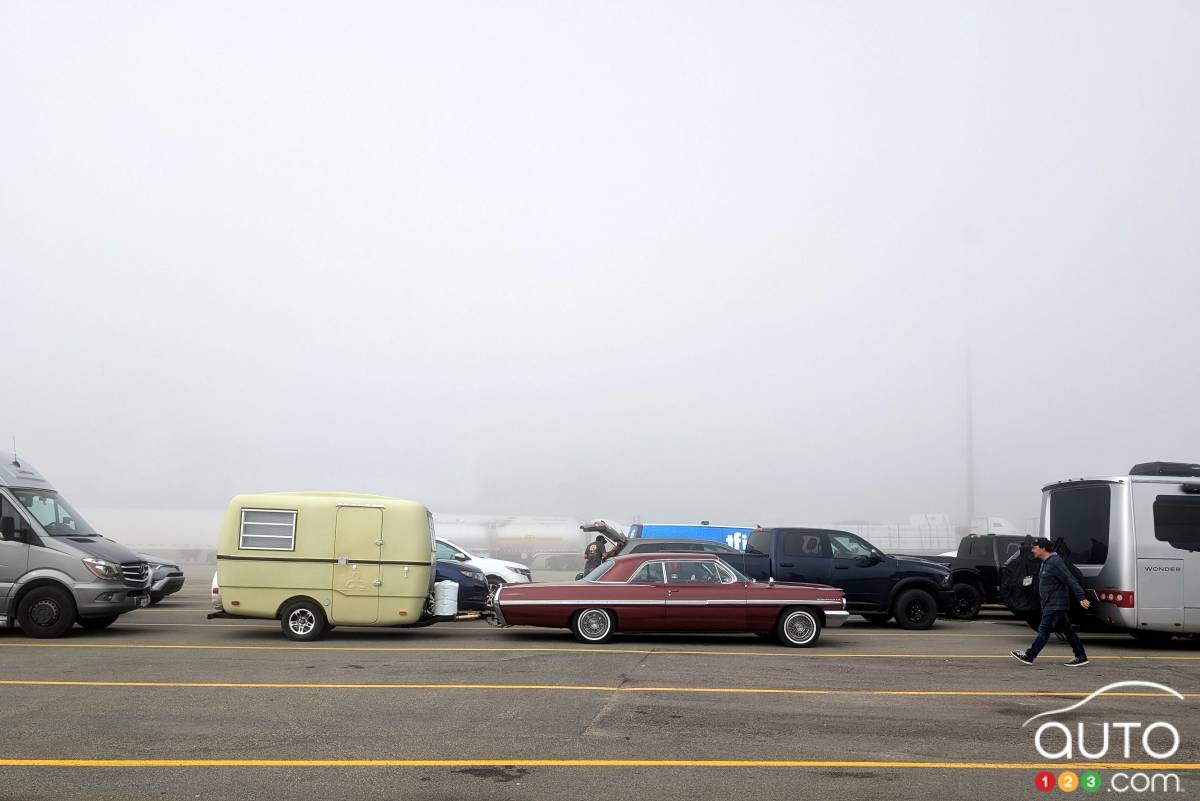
1039 461 1200 642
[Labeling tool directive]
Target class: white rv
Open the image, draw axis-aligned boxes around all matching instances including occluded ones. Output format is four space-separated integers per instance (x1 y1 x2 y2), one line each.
1040 461 1200 642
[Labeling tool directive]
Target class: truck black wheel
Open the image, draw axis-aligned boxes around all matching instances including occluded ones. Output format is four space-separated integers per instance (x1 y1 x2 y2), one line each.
861 613 892 625
950 583 983 620
892 588 937 629
17 585 77 639
775 608 822 647
570 608 615 644
280 599 328 641
78 615 119 630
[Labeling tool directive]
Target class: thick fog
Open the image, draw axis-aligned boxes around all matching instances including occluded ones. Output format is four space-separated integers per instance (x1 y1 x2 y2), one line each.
3 3 1198 545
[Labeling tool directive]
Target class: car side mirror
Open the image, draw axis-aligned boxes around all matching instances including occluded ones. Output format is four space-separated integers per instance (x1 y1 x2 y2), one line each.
856 554 881 567
1 516 15 541
453 552 468 561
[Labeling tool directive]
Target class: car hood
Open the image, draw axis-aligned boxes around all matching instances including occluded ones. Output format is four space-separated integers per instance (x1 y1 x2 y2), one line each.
54 536 143 564
138 552 179 568
891 555 951 574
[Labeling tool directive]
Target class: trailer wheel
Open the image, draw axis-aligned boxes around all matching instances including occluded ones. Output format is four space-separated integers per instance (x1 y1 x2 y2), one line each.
280 599 328 641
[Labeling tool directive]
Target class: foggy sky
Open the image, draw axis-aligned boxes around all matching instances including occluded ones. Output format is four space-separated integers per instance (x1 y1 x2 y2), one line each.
3 2 1198 534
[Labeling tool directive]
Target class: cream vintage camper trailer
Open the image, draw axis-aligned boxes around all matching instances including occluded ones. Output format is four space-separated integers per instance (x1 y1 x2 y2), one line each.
210 492 438 640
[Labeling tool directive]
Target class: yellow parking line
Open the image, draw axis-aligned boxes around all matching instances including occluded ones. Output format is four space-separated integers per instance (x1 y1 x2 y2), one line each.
0 679 1194 698
114 622 1129 638
0 759 1197 769
1 642 1197 659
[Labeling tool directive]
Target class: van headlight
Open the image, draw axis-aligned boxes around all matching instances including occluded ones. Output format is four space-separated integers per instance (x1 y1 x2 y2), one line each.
82 557 121 581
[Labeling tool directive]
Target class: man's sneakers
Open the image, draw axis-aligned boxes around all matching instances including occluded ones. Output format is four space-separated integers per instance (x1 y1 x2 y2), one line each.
1011 650 1034 665
1063 657 1090 667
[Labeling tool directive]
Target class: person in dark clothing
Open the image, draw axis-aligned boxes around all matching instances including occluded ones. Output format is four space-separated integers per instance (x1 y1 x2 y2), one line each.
1012 538 1091 666
582 535 608 573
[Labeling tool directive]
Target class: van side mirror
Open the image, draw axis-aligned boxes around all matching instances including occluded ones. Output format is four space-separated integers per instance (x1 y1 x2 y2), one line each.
1 517 16 541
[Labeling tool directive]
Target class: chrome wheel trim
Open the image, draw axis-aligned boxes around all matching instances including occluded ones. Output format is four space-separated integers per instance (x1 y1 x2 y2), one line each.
288 608 316 636
577 609 611 640
783 610 816 644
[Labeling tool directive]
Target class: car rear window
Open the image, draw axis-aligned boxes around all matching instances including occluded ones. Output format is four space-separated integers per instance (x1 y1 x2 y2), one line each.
1153 495 1200 551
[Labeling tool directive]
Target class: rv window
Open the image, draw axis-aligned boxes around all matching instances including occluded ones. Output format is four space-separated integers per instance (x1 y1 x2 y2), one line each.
239 509 297 551
1153 496 1200 552
1048 486 1110 564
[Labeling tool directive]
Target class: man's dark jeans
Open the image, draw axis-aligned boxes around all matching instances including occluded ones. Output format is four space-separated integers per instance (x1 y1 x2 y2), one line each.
1027 609 1086 661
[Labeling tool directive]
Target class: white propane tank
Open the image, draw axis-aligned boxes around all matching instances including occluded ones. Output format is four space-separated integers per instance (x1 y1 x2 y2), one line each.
433 580 459 617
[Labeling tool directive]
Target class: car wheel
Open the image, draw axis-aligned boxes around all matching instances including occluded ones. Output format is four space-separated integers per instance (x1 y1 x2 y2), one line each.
950 583 983 620
78 615 120 630
280 599 328 641
892 588 937 630
570 608 615 644
861 613 892 624
17 585 77 639
1130 631 1173 646
775 607 822 647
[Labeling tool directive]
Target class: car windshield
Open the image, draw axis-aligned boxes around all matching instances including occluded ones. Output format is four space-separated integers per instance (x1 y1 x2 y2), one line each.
9 489 99 537
436 538 474 561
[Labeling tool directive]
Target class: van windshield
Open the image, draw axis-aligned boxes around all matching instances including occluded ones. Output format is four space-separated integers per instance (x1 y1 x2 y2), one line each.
9 489 99 537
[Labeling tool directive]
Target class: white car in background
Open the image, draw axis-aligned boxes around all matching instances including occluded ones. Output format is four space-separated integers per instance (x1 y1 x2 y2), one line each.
435 537 532 589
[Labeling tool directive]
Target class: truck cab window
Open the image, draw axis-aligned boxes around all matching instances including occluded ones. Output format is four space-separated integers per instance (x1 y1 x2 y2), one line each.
828 533 876 560
781 532 824 557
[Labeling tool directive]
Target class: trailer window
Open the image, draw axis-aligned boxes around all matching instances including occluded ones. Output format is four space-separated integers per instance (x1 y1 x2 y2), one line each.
1048 486 1109 564
1153 496 1200 552
239 509 297 551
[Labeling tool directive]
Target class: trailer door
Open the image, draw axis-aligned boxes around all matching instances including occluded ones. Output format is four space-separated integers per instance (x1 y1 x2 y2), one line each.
332 505 383 625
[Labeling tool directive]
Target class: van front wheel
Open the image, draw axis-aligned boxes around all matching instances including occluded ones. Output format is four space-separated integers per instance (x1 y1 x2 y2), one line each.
17 585 77 639
281 600 328 641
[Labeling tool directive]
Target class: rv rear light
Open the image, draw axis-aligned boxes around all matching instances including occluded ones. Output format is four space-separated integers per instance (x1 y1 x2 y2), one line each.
230 600 240 607
1099 589 1135 608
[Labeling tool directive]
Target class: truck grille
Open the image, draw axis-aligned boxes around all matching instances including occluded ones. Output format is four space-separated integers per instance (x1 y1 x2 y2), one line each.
121 561 150 586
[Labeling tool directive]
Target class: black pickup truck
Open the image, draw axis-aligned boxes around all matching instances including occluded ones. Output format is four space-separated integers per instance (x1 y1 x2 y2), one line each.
911 535 1030 620
743 528 955 629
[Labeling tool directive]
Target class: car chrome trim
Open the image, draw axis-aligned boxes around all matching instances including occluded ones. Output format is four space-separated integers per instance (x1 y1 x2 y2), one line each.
499 597 844 607
823 610 850 628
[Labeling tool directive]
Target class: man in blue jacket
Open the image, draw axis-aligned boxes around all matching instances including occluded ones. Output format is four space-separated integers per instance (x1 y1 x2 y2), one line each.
1012 538 1092 667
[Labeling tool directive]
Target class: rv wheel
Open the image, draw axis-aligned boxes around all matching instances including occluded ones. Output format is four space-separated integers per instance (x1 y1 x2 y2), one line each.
17 585 77 639
280 599 328 641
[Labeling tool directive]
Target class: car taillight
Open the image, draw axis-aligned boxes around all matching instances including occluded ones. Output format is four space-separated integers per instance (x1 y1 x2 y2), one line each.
1097 589 1135 608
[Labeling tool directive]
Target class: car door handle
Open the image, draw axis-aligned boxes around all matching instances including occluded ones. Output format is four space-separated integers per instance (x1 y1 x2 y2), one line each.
779 562 795 567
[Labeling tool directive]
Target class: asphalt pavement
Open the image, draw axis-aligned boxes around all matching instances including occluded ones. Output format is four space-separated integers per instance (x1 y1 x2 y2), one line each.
1 564 1197 800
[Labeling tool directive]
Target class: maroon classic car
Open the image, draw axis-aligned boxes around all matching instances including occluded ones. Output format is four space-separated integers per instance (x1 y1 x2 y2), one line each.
491 552 848 647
